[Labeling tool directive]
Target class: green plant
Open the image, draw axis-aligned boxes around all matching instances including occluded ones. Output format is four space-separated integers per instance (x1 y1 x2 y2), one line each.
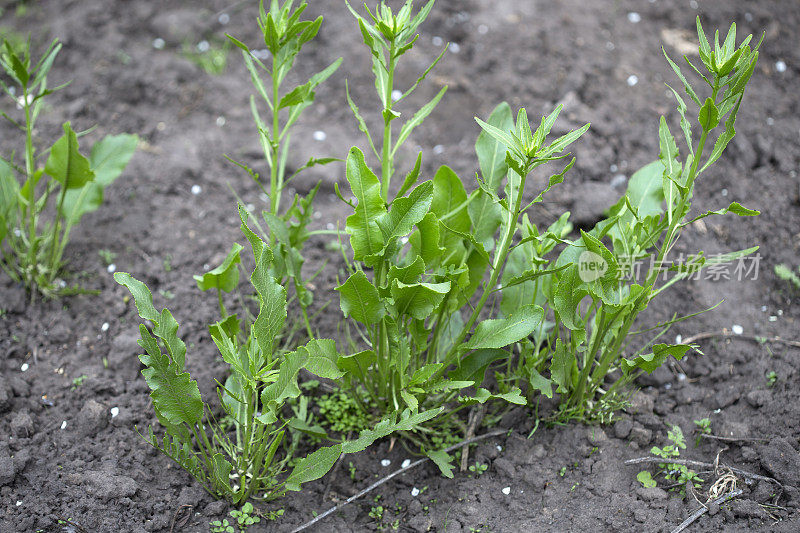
369 505 384 521
511 18 761 422
226 0 342 338
182 38 230 76
97 249 116 266
766 370 777 387
693 417 711 446
70 374 87 391
116 208 432 504
348 461 356 481
311 0 588 471
774 264 800 290
637 471 657 488
210 518 235 533
230 502 261 530
0 38 137 298
468 461 487 477
649 425 703 493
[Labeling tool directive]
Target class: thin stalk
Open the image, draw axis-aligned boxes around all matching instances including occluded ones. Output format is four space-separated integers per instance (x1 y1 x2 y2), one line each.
22 91 38 294
270 57 281 217
380 41 396 202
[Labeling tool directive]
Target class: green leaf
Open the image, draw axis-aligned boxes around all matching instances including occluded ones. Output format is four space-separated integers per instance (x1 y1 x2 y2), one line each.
426 449 455 478
345 147 386 262
335 270 385 325
377 180 433 245
698 97 720 131
409 212 444 266
44 122 95 189
89 134 138 186
393 86 447 154
462 305 544 351
193 243 243 293
682 201 759 226
390 280 450 320
621 343 695 374
699 96 741 174
261 350 306 408
285 444 343 492
297 339 345 379
342 408 443 454
475 102 513 189
337 349 376 383
549 339 572 394
637 471 657 488
528 367 553 398
448 348 506 385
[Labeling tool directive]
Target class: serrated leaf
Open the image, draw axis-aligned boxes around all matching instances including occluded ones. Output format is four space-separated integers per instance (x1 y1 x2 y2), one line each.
621 343 694 374
391 280 450 320
427 449 455 478
297 339 345 379
377 180 433 246
345 147 386 261
285 444 343 492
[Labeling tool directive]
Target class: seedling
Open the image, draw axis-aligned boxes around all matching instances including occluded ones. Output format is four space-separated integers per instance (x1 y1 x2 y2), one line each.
226 0 342 338
229 502 260 530
97 249 116 266
0 38 137 298
70 374 87 391
182 38 230 76
693 417 711 446
468 461 488 477
766 370 777 387
649 425 703 493
637 471 657 488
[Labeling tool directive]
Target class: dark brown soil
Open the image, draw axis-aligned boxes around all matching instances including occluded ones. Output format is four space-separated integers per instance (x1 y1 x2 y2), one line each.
1 1 799 532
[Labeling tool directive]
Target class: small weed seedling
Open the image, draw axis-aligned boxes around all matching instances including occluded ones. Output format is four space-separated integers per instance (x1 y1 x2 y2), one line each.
766 370 778 387
226 0 342 338
182 38 230 76
468 461 488 477
693 417 711 446
0 38 137 298
649 425 703 494
70 374 87 391
97 249 116 266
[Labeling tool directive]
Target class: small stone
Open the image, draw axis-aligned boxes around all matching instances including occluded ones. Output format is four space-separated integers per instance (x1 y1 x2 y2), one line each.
626 74 638 87
746 390 771 408
191 184 202 195
629 424 653 447
312 130 327 142
627 12 641 23
775 60 787 73
205 501 226 515
110 407 120 418
501 486 511 495
84 471 138 501
401 459 411 468
732 324 744 335
10 412 34 438
626 391 654 415
380 459 391 467
614 419 633 439
77 399 109 438
411 487 420 497
20 363 29 372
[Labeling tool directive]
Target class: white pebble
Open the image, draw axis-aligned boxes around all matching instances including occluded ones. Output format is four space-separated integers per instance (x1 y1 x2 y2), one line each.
450 43 461 54
744 12 753 22
197 40 210 53
496 445 503 452
191 184 202 195
478 24 489 35
778 309 783 316
152 38 165 50
110 407 120 418
432 36 444 47
761 305 767 312
326 223 334 230
433 144 444 155
60 421 67 430
501 486 511 495
627 75 639 87
732 324 743 335
766 117 774 126
401 459 411 468
610 164 618 172
218 13 230 25
775 60 787 73
381 459 391 467
690 0 698 8
312 130 327 142
107 263 116 273
721 188 728 196
677 373 687 382
675 334 682 344
411 487 420 497
216 116 226 127
101 322 109 332
21 363 29 372
769 316 778 322
391 89 402 102
627 12 641 23
16 501 22 507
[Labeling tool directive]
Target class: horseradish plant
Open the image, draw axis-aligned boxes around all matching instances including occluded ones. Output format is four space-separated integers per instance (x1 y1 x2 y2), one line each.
227 0 342 337
116 209 432 502
0 38 137 297
312 0 588 467
505 18 762 421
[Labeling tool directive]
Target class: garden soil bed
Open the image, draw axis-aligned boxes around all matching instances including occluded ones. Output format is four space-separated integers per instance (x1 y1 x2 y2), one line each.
1 0 799 531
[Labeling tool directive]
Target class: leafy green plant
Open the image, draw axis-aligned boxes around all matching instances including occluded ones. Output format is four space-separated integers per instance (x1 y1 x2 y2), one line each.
97 248 116 266
182 38 230 76
637 470 657 488
774 263 800 290
115 208 436 503
649 425 703 493
511 18 761 421
468 461 487 477
306 0 589 470
229 502 260 530
226 0 342 337
0 37 137 298
693 417 711 446
766 370 777 387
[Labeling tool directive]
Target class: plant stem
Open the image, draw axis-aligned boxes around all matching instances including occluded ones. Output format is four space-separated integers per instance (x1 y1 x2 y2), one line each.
380 41 396 202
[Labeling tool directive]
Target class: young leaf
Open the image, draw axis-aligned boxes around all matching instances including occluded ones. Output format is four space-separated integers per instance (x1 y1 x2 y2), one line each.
193 243 244 293
427 449 455 478
462 305 544 351
345 147 387 262
390 280 450 320
44 122 95 189
621 343 695 374
336 270 385 325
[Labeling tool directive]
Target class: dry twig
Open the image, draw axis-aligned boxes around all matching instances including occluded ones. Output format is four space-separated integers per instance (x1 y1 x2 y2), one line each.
670 489 743 533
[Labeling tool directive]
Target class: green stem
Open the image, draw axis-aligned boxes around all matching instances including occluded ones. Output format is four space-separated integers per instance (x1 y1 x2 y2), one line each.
22 90 38 293
380 41 396 202
270 57 281 218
